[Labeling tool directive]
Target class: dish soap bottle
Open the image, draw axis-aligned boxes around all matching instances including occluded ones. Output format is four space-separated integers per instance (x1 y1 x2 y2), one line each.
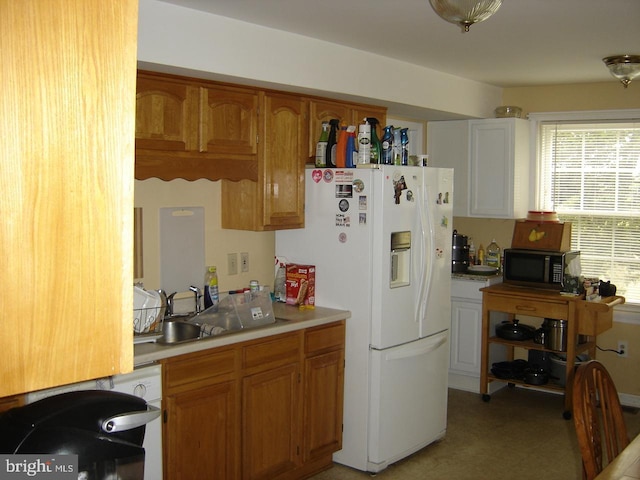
204 266 219 311
486 239 501 270
477 244 485 266
469 240 476 266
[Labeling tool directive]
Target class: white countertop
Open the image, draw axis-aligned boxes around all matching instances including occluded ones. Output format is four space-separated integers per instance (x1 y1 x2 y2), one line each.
134 303 351 366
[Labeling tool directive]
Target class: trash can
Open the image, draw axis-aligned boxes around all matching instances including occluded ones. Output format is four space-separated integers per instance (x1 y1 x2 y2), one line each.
0 390 160 480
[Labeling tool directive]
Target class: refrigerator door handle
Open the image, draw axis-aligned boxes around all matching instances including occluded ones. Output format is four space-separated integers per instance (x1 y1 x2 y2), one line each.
416 182 434 326
381 332 447 361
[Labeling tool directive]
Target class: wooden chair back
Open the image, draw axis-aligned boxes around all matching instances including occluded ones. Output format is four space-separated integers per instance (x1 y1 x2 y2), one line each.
572 360 629 480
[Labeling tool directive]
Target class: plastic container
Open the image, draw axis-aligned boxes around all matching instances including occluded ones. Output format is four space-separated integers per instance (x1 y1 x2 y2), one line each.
486 239 501 270
204 266 219 312
381 125 394 165
345 127 357 168
367 117 381 164
315 121 329 167
335 124 348 168
274 262 286 302
357 121 371 165
550 353 590 387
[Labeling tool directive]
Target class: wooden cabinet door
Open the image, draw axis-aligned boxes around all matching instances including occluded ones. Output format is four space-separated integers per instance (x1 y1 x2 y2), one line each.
1 0 136 396
200 85 259 156
262 92 307 229
164 381 239 480
136 75 199 152
242 363 301 480
303 349 345 461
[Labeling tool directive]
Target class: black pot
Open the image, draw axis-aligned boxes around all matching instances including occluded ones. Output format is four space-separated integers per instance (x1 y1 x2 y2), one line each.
495 319 536 341
452 230 468 248
523 367 549 385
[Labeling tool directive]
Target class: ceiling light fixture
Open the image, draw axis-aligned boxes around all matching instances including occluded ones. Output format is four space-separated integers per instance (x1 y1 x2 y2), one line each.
603 55 640 88
429 0 502 32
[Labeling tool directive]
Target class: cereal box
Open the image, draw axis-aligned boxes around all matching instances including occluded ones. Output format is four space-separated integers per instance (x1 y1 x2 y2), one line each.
285 264 316 308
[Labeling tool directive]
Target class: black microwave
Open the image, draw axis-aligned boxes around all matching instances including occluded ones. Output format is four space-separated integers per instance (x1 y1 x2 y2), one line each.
503 249 581 290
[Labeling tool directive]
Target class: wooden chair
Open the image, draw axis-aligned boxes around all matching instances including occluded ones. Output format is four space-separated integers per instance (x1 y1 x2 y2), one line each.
572 360 629 480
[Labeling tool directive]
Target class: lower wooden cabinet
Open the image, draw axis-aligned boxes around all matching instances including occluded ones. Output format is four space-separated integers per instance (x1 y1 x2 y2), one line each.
161 321 345 480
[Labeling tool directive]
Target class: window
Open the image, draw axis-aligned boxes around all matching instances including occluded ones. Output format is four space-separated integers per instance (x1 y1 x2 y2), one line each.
532 111 640 304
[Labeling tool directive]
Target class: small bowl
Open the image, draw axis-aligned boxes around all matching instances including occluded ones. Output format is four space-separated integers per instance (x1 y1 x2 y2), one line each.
494 106 523 118
526 210 559 222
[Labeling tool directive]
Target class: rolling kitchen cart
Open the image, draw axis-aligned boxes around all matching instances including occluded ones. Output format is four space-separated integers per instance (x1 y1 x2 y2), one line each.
479 283 624 419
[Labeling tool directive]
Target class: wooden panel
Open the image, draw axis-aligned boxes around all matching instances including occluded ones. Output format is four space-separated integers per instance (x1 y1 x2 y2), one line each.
242 332 301 374
163 348 238 393
305 322 345 355
135 75 198 151
200 85 259 155
485 294 568 320
242 364 301 479
0 0 137 396
164 381 238 480
303 350 344 461
512 221 572 251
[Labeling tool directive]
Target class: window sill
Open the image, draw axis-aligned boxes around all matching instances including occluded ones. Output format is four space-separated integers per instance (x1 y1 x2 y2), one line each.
613 302 640 326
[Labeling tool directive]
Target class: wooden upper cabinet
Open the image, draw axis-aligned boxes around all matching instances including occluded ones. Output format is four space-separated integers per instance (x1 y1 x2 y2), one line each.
222 92 307 231
200 84 259 157
308 99 387 163
135 72 259 182
135 75 198 152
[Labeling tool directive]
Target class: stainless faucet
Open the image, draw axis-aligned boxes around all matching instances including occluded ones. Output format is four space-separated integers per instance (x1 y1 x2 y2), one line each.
189 285 203 314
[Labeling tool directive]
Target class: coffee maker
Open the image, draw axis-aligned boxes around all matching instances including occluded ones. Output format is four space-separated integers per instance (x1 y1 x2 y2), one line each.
452 230 470 273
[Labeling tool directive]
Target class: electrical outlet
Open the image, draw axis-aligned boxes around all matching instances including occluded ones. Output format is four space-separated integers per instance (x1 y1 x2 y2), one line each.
241 252 249 273
227 253 238 275
617 340 628 358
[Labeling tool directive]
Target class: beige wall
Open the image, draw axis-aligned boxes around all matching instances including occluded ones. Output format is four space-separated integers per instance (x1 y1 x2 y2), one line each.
134 179 275 294
454 82 640 399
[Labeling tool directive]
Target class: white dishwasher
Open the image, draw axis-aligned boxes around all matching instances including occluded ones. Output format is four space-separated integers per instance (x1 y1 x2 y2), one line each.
26 363 162 480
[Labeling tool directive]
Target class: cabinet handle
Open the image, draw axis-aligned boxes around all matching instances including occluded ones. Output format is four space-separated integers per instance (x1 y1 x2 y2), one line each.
515 305 536 312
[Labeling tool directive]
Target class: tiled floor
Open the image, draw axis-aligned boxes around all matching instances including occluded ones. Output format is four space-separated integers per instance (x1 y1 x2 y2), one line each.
310 387 640 480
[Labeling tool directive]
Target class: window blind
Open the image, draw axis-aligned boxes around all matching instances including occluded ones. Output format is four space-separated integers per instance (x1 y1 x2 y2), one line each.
537 121 640 303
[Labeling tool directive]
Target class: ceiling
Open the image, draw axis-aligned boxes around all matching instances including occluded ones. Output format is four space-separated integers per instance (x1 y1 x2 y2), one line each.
158 0 640 88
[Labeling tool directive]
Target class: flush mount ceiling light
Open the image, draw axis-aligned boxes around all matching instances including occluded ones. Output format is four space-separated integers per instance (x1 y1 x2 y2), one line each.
429 0 502 32
603 55 640 88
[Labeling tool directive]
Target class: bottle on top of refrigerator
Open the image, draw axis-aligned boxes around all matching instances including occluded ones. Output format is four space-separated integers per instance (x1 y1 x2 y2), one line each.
336 123 348 168
346 126 358 168
400 128 409 166
357 120 371 164
315 121 329 167
393 127 402 165
486 239 501 270
326 119 339 167
204 266 219 311
366 117 381 164
381 125 394 164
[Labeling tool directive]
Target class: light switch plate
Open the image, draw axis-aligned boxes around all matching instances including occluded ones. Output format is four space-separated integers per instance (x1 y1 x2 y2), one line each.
228 253 238 275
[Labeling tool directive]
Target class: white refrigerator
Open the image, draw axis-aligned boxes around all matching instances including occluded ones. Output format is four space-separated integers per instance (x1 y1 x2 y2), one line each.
276 165 453 473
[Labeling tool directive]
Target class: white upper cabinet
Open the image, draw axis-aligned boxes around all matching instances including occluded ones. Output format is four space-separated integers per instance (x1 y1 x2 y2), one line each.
427 120 469 217
428 118 530 218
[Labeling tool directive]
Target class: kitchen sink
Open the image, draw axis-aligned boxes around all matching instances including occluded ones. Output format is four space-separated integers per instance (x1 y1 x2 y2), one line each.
157 320 202 345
